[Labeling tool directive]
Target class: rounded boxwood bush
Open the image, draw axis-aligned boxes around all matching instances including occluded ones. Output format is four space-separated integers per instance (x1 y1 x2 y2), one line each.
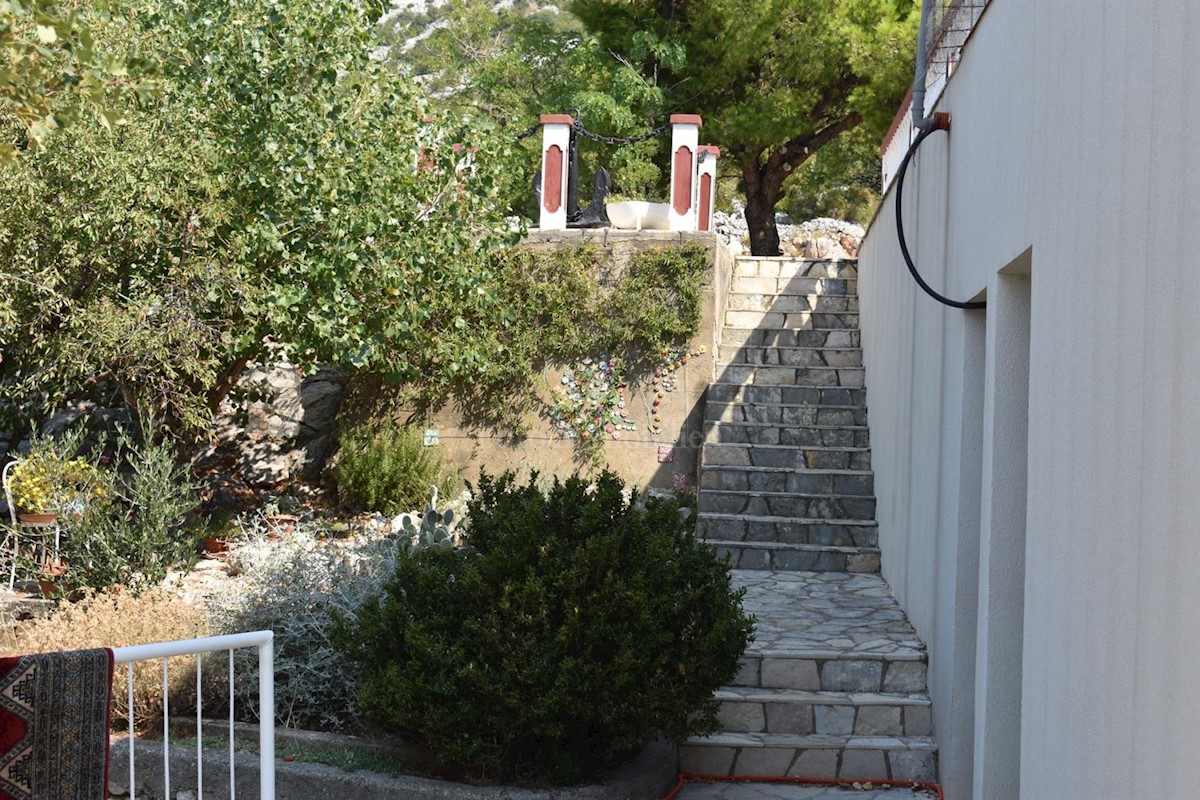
339 470 754 784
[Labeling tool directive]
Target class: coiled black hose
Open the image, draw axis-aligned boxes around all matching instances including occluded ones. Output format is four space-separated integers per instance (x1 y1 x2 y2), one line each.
894 125 986 310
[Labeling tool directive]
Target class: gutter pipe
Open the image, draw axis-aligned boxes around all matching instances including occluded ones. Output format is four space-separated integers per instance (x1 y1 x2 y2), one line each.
912 0 934 130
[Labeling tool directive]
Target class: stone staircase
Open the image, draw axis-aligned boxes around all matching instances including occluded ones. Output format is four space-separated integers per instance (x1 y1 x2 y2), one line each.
682 257 937 782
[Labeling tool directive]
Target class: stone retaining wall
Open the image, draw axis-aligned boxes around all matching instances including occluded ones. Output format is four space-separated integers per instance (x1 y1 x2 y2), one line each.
425 230 734 491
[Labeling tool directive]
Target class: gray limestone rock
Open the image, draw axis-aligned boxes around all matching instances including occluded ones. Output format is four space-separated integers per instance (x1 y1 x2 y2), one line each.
888 749 938 781
761 658 820 691
717 701 765 733
882 661 927 693
764 702 813 735
904 705 932 737
786 749 838 780
854 705 903 736
733 747 796 777
820 660 882 692
814 705 855 735
838 749 887 779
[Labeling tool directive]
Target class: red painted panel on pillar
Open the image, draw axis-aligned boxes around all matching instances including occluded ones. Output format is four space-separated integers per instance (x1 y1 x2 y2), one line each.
673 146 693 216
544 145 563 213
699 173 713 231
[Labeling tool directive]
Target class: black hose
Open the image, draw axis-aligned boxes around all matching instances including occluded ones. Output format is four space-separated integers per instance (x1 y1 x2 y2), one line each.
894 125 986 310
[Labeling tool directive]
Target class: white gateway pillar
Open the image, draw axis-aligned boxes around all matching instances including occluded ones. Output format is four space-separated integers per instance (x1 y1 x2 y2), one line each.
696 145 719 233
668 114 702 232
538 114 573 230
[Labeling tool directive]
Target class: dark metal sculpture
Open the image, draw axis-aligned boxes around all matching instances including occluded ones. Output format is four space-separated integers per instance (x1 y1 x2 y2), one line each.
573 167 611 228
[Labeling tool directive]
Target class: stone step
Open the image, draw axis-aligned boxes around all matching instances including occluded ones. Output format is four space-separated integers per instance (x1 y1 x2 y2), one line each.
733 571 927 691
715 364 866 388
705 402 869 427
679 732 936 781
723 310 860 331
721 328 860 349
704 442 871 471
696 571 936 780
697 491 876 525
700 466 874 495
726 292 859 314
703 420 870 447
705 539 880 573
707 384 867 407
699 512 878 550
729 275 857 297
714 687 932 739
733 259 858 280
718 345 863 368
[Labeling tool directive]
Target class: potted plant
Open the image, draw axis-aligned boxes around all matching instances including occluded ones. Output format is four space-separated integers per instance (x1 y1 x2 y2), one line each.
202 535 230 555
37 559 67 599
7 445 105 524
8 454 60 524
262 497 298 538
201 515 235 555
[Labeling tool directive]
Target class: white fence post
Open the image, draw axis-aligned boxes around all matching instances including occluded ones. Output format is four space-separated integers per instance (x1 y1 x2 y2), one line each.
258 634 275 800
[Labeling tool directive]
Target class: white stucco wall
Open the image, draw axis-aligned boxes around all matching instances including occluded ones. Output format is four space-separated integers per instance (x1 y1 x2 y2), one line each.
858 2 1200 797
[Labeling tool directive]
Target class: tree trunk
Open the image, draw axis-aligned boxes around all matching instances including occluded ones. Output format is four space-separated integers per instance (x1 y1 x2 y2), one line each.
744 186 782 256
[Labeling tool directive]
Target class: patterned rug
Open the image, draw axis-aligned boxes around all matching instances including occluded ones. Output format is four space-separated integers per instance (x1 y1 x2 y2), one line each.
0 648 113 800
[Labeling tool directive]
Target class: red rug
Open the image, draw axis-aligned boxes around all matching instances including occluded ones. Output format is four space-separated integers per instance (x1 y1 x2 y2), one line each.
0 649 114 800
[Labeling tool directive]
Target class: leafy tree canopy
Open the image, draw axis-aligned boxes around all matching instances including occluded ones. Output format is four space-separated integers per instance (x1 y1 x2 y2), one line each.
0 0 522 435
384 1 670 210
570 0 918 254
1 0 154 159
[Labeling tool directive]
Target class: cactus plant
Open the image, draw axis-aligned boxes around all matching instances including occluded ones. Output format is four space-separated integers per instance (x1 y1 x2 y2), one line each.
390 486 463 552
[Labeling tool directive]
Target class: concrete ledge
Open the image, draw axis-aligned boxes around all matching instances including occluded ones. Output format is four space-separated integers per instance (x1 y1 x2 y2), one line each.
109 730 678 800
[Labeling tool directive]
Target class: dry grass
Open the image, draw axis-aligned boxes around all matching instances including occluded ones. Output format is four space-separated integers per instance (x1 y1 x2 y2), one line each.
4 588 207 730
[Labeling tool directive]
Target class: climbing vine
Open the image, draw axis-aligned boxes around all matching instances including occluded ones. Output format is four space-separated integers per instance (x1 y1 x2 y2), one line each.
431 243 710 444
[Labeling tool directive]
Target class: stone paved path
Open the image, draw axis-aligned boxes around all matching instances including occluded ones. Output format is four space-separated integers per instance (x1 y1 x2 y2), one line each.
736 571 924 659
672 780 938 800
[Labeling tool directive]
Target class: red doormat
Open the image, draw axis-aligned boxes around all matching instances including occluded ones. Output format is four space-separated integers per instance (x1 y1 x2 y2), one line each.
0 649 114 800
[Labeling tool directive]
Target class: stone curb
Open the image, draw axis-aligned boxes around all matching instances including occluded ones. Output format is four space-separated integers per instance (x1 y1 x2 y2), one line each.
110 728 678 800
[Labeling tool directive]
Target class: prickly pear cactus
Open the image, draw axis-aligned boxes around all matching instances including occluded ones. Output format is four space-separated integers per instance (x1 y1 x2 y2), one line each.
390 486 465 552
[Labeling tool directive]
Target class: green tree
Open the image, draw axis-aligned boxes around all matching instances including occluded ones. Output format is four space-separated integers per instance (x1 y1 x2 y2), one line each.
0 0 522 435
781 125 882 224
1 0 153 160
386 1 669 211
570 0 917 255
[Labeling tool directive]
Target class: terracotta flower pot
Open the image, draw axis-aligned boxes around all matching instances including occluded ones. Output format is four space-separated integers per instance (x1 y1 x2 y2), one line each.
38 561 67 598
265 514 297 538
17 511 57 525
202 537 229 555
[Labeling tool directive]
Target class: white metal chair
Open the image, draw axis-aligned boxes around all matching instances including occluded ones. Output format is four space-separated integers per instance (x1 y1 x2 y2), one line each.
2 459 62 592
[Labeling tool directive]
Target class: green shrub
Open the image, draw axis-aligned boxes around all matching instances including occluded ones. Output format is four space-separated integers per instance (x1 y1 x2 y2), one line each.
339 471 754 785
333 421 460 515
56 431 197 593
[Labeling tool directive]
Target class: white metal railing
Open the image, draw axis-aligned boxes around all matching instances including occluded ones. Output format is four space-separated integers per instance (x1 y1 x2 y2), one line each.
112 630 275 800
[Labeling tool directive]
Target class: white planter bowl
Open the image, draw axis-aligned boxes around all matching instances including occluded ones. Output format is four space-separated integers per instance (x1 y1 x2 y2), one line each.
606 201 670 231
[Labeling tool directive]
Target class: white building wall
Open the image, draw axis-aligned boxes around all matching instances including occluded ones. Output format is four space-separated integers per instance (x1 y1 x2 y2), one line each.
858 1 1200 797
